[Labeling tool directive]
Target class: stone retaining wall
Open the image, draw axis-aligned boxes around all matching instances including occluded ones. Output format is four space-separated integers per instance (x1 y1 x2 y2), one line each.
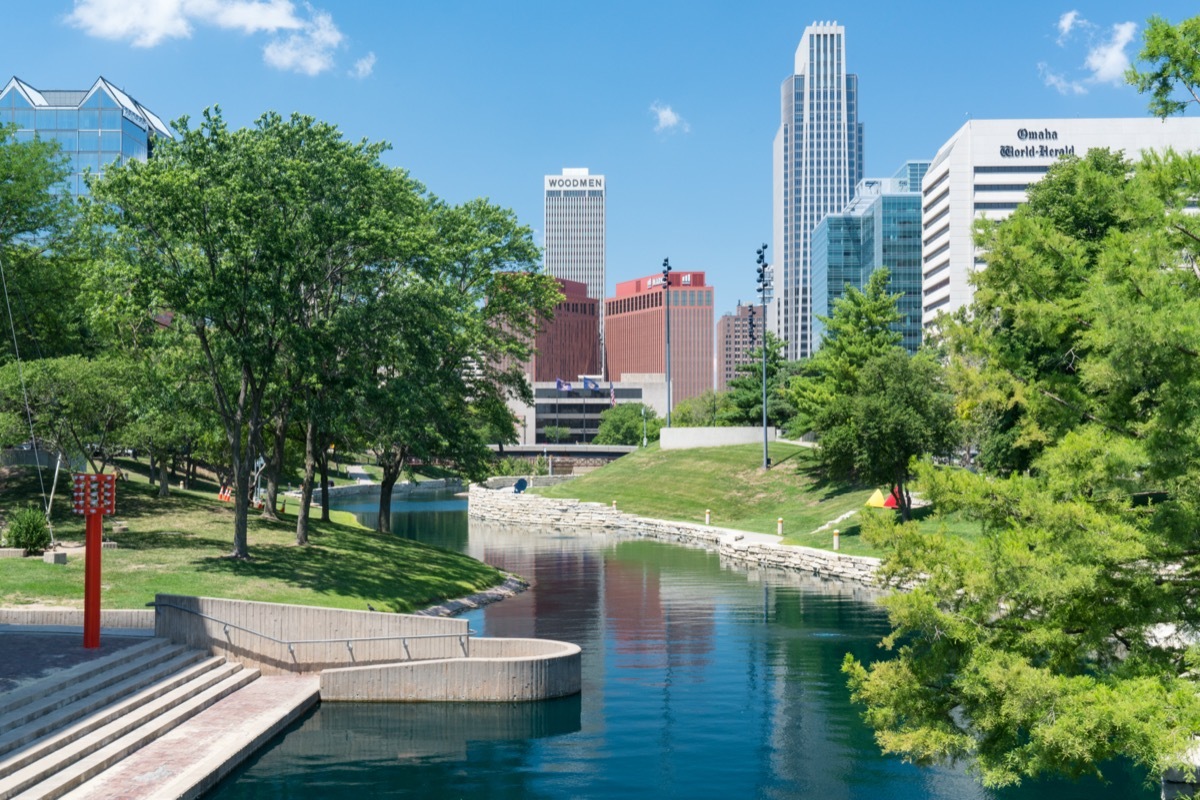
320 637 581 702
467 484 881 586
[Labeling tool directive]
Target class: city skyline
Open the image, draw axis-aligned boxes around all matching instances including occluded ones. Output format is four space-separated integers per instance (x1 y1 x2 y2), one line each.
5 1 1198 320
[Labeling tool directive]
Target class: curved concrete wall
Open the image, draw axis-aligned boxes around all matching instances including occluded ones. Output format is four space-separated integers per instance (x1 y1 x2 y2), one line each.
154 595 469 676
0 608 155 628
660 426 777 450
320 637 582 702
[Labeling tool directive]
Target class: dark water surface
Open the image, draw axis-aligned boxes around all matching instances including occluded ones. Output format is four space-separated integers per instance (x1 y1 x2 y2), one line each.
207 492 1155 799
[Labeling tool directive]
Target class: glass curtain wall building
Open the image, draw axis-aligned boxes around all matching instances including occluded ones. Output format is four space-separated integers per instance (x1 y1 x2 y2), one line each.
772 22 863 360
0 76 170 197
811 161 929 354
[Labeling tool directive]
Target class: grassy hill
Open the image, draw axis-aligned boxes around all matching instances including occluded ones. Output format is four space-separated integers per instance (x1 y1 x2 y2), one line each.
535 442 888 556
0 465 502 612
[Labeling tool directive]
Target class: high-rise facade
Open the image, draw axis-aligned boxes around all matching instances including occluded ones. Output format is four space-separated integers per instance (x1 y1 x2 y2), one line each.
605 272 714 408
0 76 170 197
811 161 928 353
544 168 606 367
716 302 766 391
921 118 1200 329
772 22 863 360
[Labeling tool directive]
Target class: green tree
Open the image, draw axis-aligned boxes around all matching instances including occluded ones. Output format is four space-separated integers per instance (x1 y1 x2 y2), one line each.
672 390 734 427
719 332 797 431
844 124 1200 787
542 425 571 443
812 350 958 520
1127 15 1200 118
788 267 902 431
594 403 661 446
0 126 91 364
92 109 413 557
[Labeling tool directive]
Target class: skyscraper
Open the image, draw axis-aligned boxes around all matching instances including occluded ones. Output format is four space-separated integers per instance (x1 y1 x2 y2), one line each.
717 302 766 391
544 167 606 367
811 161 928 353
0 76 170 197
772 22 863 360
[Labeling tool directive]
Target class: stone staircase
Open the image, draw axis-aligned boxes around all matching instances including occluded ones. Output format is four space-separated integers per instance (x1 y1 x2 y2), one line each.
0 638 258 800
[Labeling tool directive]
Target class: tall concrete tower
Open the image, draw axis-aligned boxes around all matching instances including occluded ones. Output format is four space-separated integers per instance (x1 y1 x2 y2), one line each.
544 167 606 369
772 22 863 359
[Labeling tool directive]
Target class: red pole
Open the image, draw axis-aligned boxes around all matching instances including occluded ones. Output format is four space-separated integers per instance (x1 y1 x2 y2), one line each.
83 512 102 648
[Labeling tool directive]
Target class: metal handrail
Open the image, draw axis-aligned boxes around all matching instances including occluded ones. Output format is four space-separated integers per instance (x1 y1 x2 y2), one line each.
152 600 474 656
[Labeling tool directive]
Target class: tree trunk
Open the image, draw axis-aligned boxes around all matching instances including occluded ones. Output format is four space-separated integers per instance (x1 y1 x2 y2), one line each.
230 456 250 559
894 480 911 523
148 451 156 485
157 457 170 498
295 418 317 545
261 415 287 521
377 458 400 534
318 447 331 523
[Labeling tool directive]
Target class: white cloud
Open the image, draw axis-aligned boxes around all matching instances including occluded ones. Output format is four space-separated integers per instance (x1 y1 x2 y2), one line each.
66 0 348 76
349 51 376 79
1056 10 1081 45
1039 62 1087 95
262 8 343 76
1084 21 1137 84
650 101 690 134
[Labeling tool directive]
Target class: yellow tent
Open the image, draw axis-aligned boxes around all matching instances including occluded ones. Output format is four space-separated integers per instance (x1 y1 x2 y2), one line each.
866 489 887 508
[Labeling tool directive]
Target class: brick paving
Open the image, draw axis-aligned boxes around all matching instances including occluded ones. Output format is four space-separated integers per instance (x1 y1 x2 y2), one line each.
0 630 146 693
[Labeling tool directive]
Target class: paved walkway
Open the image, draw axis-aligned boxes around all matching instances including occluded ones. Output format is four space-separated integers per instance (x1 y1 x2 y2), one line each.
63 675 320 800
0 629 149 693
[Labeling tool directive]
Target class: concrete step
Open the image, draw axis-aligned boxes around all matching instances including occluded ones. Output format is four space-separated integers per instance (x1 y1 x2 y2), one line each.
0 663 259 800
62 676 321 800
0 640 190 745
0 653 226 779
0 638 169 719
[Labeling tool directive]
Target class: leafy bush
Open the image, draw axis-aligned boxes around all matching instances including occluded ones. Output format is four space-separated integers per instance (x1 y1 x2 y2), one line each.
6 506 50 553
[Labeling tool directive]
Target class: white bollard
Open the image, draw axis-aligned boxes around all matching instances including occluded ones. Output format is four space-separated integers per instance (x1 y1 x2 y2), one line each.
612 500 617 510
777 517 783 536
833 529 840 551
705 509 711 525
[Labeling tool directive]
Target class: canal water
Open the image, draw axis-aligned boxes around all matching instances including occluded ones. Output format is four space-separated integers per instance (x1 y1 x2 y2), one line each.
207 492 1155 799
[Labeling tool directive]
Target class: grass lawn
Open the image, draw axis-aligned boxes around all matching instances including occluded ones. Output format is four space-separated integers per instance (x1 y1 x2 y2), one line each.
535 442 885 556
534 442 986 558
0 465 503 613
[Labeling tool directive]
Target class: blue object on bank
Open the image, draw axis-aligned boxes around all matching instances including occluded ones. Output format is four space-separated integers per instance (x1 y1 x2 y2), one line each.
513 478 528 494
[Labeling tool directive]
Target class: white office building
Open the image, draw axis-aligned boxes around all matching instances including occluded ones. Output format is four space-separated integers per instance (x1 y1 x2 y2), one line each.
545 167 606 366
772 22 864 360
921 117 1200 328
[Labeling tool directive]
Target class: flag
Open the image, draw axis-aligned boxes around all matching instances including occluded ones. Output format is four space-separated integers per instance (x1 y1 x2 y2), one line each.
583 377 599 391
556 378 572 391
610 382 616 407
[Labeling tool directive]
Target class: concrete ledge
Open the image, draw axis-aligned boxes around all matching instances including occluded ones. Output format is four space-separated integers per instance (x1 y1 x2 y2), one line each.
320 637 582 702
660 426 777 450
0 608 156 628
0 548 26 558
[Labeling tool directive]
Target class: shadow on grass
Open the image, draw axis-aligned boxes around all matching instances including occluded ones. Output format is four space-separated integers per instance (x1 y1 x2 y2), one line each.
191 523 501 613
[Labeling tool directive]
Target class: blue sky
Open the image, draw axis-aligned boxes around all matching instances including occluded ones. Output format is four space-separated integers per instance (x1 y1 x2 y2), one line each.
7 1 1198 317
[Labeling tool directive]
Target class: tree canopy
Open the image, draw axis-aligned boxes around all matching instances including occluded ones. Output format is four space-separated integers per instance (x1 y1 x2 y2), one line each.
846 22 1200 784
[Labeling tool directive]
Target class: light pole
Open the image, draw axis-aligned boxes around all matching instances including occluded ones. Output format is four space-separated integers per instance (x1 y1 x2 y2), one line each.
756 244 771 470
641 405 648 448
662 257 672 428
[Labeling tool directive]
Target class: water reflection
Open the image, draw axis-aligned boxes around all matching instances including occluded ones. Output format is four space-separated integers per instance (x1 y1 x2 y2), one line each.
208 495 1157 799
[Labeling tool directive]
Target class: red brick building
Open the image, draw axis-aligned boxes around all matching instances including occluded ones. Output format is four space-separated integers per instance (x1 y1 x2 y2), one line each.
605 271 714 407
513 278 599 382
717 302 766 391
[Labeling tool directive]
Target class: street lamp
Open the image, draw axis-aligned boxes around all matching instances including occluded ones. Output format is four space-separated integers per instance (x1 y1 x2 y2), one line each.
662 257 672 428
641 404 648 448
756 244 771 470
